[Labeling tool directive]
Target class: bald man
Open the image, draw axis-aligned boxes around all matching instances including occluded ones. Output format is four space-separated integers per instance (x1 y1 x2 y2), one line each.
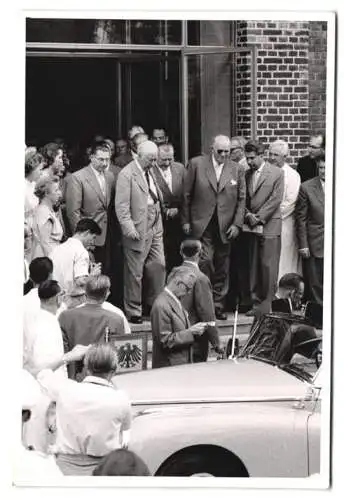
181 135 246 320
269 140 301 281
115 140 166 323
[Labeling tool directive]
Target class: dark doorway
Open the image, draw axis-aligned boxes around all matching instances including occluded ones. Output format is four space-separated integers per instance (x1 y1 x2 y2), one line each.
26 54 182 170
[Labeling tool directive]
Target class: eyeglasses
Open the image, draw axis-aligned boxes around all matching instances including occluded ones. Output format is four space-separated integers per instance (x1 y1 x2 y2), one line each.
216 149 230 154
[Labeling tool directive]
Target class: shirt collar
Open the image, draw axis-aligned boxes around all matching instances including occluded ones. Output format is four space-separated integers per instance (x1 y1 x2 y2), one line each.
83 376 114 388
184 260 199 269
91 165 104 178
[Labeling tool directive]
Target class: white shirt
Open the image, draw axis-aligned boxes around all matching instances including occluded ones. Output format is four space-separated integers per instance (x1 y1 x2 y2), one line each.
320 179 325 192
24 178 39 223
102 301 131 334
91 166 106 197
212 155 224 182
24 308 66 380
23 289 41 364
37 371 132 456
280 163 301 220
135 160 158 205
251 162 265 191
158 166 173 192
13 445 63 485
50 237 89 294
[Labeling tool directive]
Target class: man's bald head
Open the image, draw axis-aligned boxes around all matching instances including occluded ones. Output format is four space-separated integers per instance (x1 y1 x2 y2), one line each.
137 140 158 170
269 140 289 167
211 135 231 164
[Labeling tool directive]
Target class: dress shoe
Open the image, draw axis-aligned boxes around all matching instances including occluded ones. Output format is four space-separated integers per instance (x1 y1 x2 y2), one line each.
129 316 143 324
215 310 227 321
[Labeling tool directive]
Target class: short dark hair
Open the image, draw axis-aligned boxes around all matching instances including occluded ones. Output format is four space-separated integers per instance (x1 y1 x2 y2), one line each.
93 449 150 476
40 142 62 167
180 239 202 258
38 280 61 300
244 140 266 155
316 152 325 163
84 343 117 376
278 273 304 291
25 152 44 177
75 218 102 236
89 139 111 156
312 132 325 149
85 275 111 301
29 257 53 285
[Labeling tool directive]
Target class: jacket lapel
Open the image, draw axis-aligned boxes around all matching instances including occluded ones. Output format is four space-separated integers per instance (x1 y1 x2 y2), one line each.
165 291 189 327
132 162 149 194
314 177 325 206
85 166 106 206
205 156 218 193
253 163 269 194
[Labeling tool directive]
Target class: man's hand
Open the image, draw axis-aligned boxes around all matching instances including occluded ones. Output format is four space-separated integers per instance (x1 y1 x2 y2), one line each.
190 322 207 337
90 262 102 276
182 223 191 235
65 344 91 363
299 248 311 259
128 230 140 241
226 225 240 240
166 208 179 219
245 212 260 228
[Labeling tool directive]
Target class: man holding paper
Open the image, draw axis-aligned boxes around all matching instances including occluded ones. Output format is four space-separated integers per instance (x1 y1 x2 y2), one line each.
244 141 284 318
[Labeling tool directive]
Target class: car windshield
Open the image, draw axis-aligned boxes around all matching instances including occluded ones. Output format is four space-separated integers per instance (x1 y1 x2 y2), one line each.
238 314 320 381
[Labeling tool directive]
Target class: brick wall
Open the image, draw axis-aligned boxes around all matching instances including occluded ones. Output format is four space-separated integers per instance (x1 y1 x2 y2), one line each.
308 21 327 135
236 21 312 165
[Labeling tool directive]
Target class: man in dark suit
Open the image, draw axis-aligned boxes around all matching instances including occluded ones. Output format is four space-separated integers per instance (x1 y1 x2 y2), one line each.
150 267 208 368
59 275 125 380
152 143 184 273
114 127 147 169
115 141 166 324
244 140 284 318
65 140 115 272
182 135 246 320
297 133 325 183
175 239 223 362
295 153 325 305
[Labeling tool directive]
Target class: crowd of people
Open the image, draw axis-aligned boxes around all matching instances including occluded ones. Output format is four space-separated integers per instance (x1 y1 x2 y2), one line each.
21 125 325 477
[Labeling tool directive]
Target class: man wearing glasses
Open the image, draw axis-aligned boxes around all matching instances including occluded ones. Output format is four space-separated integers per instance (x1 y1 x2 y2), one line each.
181 135 246 320
296 133 325 183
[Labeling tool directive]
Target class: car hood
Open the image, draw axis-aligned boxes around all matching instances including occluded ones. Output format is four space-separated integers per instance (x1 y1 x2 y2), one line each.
114 358 310 404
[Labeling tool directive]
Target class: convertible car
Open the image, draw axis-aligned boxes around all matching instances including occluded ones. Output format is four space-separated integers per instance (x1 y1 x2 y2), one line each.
115 318 323 477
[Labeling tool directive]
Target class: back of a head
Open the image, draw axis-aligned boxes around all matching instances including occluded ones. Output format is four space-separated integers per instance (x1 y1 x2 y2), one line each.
278 273 303 292
29 257 53 285
167 266 196 288
180 239 202 259
89 139 112 157
75 218 102 236
93 449 150 476
84 343 117 377
38 279 61 301
269 139 289 157
128 125 145 140
85 274 110 302
137 140 158 157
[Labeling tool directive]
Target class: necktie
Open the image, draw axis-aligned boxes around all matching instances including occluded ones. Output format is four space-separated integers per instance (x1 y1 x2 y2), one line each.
99 172 106 198
145 170 158 204
252 170 259 192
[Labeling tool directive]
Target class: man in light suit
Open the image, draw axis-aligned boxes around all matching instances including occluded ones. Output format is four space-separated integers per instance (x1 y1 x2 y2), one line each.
152 143 185 273
175 239 223 362
244 140 284 318
182 135 246 320
115 141 166 324
295 153 325 305
65 140 115 272
151 267 208 368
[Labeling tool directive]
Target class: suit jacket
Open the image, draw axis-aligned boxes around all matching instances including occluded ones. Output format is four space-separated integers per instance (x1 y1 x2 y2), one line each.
178 261 220 361
65 165 115 247
151 290 195 368
295 177 324 258
115 160 164 251
59 303 125 380
245 162 284 237
297 155 318 184
152 162 184 211
181 155 246 242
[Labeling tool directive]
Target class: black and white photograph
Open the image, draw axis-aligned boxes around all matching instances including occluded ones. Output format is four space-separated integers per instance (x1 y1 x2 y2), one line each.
2 0 342 496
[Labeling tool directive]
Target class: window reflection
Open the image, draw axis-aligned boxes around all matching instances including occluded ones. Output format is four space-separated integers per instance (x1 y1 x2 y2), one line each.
187 21 232 46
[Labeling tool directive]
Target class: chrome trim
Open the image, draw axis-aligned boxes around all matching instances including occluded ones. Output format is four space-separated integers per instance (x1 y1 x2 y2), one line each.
131 395 309 406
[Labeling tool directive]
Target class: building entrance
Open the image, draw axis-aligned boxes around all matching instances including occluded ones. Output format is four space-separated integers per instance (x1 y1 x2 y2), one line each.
25 54 181 169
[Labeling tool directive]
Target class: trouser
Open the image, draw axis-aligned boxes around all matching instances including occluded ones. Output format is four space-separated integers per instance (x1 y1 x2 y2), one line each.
199 214 231 312
248 234 281 316
227 231 251 309
303 256 324 306
123 205 166 317
93 244 107 271
163 217 183 275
